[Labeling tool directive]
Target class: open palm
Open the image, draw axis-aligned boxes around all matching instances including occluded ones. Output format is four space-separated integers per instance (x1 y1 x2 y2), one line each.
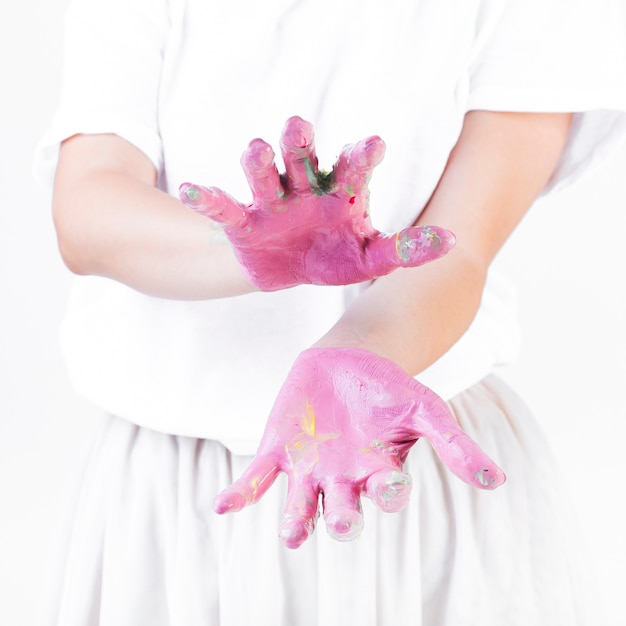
214 348 506 549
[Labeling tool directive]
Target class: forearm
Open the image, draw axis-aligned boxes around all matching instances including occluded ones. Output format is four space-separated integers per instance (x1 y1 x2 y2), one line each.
53 134 256 300
314 249 484 375
316 111 574 375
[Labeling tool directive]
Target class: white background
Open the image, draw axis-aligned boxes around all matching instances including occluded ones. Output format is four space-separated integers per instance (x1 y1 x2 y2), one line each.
1 1 625 624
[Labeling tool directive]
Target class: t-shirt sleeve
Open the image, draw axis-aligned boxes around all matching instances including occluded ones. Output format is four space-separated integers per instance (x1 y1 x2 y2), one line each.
34 0 170 188
468 0 626 194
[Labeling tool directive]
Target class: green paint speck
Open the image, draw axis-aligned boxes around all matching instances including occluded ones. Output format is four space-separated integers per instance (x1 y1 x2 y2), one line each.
303 159 334 195
185 186 200 201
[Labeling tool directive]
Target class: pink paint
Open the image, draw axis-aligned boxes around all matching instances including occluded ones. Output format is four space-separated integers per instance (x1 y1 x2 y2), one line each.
180 117 456 290
214 348 506 549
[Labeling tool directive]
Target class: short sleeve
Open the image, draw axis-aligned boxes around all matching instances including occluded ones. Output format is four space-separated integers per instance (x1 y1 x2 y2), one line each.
34 0 170 188
468 0 626 193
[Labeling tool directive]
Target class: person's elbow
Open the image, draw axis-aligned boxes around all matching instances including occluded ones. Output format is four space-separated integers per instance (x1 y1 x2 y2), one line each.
52 189 95 276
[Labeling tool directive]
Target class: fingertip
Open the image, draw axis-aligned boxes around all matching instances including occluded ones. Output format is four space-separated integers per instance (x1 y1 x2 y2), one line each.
440 437 507 490
392 226 456 267
281 116 314 152
354 135 386 169
179 182 202 206
366 470 413 513
437 226 456 252
416 226 456 253
213 490 247 514
472 465 506 490
278 516 314 549
325 508 363 542
241 138 275 170
179 183 221 216
415 406 509 492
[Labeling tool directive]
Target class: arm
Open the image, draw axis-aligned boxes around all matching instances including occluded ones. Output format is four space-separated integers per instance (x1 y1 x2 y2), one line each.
315 110 574 375
53 122 454 300
215 111 574 548
52 133 256 300
180 116 456 290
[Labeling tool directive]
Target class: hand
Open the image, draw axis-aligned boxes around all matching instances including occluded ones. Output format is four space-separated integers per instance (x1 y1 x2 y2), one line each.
179 116 456 291
214 348 506 549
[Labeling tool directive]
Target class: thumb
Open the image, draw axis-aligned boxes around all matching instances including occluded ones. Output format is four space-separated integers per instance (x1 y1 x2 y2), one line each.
179 183 248 229
365 226 456 276
427 426 506 489
410 391 506 490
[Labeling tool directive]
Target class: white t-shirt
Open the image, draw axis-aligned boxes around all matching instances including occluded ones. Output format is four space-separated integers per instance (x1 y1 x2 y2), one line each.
36 0 626 454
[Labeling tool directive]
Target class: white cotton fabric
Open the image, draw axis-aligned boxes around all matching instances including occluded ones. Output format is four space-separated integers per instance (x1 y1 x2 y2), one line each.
34 0 626 453
41 377 603 626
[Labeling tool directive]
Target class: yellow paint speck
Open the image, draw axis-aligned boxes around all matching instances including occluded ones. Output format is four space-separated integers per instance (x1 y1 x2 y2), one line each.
301 401 317 436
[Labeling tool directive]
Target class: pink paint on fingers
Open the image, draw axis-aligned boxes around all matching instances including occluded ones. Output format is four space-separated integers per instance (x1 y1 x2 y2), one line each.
364 225 456 274
180 117 456 290
364 469 413 513
332 136 386 195
321 482 364 542
219 347 505 547
401 384 506 490
280 116 318 193
179 183 248 228
240 138 283 205
424 426 506 490
278 480 320 549
213 455 282 514
279 517 314 549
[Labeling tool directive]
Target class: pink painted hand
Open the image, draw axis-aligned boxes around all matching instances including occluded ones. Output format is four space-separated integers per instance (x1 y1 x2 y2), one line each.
214 348 506 549
179 117 456 290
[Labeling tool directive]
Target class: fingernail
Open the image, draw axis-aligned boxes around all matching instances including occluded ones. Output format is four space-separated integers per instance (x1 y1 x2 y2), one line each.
370 471 412 512
180 183 201 203
418 227 443 249
325 512 363 542
384 471 412 497
282 116 313 151
473 467 506 489
243 138 275 169
396 230 417 263
363 136 385 162
438 227 456 249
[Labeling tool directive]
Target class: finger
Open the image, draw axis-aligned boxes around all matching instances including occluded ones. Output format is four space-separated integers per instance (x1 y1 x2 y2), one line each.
280 116 319 193
428 429 506 490
431 429 506 489
364 225 456 276
179 183 249 229
332 136 386 197
364 469 413 513
413 396 506 490
213 455 281 514
240 138 284 207
278 480 320 549
321 482 364 542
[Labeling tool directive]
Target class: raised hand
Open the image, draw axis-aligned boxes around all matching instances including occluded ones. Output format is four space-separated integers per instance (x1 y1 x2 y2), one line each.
213 348 506 549
180 116 455 291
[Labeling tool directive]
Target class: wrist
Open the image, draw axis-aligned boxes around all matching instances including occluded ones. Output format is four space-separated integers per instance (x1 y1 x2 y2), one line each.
311 324 396 365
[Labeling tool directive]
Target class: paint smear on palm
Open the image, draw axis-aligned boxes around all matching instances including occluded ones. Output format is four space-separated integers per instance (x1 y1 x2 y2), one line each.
285 401 338 474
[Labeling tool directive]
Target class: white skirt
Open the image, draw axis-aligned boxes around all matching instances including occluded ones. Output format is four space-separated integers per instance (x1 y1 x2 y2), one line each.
43 376 601 626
